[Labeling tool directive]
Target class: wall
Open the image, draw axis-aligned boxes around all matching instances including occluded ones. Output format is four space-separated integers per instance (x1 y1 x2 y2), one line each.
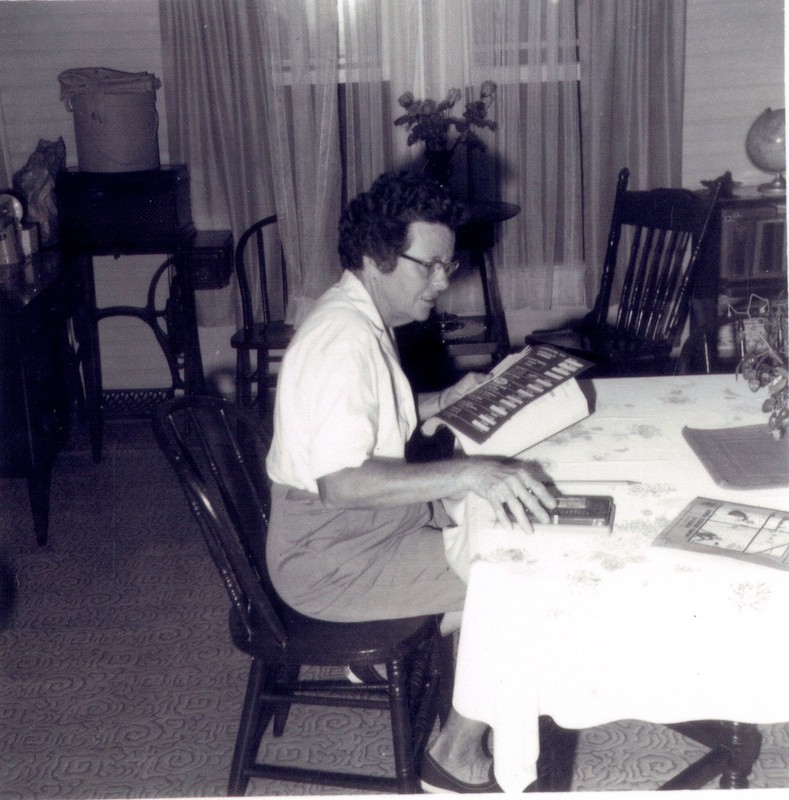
0 0 168 171
682 0 785 189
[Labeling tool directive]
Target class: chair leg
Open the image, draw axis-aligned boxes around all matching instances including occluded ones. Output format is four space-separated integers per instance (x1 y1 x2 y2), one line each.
228 658 269 797
407 637 441 762
26 467 52 547
387 657 420 793
236 350 252 407
272 664 300 737
436 631 455 727
255 347 269 413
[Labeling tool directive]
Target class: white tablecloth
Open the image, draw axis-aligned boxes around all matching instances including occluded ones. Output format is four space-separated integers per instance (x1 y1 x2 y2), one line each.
443 375 789 793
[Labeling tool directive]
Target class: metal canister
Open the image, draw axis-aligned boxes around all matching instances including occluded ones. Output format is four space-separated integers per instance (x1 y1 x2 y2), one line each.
0 208 24 266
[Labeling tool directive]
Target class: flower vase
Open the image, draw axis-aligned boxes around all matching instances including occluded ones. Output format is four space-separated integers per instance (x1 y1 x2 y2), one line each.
423 150 453 186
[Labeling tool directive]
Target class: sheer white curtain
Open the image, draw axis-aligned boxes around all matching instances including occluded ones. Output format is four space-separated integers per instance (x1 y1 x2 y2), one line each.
258 0 343 325
160 0 277 326
160 0 342 328
162 0 586 324
339 0 584 314
578 0 687 301
473 0 584 312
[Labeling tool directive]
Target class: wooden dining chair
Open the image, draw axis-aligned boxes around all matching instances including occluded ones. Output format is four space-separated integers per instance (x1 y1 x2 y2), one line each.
152 395 453 795
230 215 293 411
526 168 722 377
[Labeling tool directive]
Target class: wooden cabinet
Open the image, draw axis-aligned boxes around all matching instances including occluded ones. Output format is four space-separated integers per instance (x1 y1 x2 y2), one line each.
0 252 71 545
694 188 786 326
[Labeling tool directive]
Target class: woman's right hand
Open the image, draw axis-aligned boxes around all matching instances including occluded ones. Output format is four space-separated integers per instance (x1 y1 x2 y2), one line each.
460 457 556 532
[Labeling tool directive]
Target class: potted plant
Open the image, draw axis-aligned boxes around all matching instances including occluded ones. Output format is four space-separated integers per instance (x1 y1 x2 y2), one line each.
737 294 788 439
394 81 497 184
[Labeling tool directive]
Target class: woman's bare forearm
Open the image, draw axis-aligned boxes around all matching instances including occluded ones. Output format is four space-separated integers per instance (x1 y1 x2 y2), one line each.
317 455 556 531
318 458 471 509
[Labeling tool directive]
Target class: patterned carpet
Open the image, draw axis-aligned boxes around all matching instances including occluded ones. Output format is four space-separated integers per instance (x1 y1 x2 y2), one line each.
1 416 788 798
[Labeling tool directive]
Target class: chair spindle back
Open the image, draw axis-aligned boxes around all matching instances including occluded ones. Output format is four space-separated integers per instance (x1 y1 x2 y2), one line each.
153 397 287 650
592 168 721 348
235 215 287 329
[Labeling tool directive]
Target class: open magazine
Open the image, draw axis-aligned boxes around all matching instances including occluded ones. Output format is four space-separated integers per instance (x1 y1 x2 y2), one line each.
653 496 789 571
422 344 593 457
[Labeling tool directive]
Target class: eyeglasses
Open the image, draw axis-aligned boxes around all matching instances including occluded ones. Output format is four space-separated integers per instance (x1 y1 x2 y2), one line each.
399 253 460 279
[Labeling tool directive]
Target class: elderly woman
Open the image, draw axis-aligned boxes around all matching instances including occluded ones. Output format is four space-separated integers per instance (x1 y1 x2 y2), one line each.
266 170 554 793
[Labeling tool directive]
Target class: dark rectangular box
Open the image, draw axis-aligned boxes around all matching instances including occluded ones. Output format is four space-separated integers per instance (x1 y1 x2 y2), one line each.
56 165 195 253
186 230 234 289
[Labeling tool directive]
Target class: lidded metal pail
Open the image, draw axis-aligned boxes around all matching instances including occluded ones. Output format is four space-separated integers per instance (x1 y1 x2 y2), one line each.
58 67 161 173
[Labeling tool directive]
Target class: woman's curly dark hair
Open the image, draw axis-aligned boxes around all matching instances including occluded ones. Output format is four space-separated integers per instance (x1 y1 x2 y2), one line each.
338 171 465 273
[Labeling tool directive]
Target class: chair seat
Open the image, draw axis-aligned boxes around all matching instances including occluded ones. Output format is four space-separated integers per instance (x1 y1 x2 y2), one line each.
231 320 294 350
230 604 440 666
526 324 674 377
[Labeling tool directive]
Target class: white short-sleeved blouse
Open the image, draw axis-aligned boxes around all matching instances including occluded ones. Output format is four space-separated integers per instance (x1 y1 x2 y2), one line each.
265 270 418 494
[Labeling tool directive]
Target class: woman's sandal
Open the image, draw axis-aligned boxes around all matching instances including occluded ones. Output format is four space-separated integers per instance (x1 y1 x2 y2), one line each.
419 751 502 794
344 664 387 684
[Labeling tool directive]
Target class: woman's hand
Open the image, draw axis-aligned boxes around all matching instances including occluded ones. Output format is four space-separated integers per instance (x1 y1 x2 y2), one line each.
418 371 488 419
461 457 556 532
438 372 488 411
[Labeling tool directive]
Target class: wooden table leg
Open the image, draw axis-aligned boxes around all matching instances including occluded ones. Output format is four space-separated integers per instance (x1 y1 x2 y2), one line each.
720 722 762 790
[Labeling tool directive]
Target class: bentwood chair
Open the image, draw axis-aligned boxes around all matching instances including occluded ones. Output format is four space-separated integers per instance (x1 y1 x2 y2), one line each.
230 216 293 411
152 396 452 795
526 168 722 376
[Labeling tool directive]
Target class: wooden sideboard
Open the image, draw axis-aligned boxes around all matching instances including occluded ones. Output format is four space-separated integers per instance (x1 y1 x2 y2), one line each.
0 252 71 545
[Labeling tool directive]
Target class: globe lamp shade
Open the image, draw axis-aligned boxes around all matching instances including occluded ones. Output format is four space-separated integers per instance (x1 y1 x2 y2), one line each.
745 107 786 193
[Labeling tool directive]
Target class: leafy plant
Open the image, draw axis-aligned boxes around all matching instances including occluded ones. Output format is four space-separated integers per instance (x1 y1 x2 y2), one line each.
394 81 497 155
736 295 788 439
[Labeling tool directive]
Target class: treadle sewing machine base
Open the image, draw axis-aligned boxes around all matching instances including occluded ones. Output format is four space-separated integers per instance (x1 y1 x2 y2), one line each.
102 388 175 418
62 231 231 459
57 166 233 461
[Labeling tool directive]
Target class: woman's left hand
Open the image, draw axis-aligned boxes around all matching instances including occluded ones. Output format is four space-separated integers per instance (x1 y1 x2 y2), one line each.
418 372 488 419
437 372 488 411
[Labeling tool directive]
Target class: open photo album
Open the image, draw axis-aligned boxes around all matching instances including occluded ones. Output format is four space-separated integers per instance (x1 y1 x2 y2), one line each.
423 344 593 457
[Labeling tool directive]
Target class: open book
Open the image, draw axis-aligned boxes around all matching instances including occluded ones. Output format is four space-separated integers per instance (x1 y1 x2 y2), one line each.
653 496 789 571
423 344 592 457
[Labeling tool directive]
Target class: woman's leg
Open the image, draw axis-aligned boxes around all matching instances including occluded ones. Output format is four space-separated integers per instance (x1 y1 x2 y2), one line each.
427 709 491 785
